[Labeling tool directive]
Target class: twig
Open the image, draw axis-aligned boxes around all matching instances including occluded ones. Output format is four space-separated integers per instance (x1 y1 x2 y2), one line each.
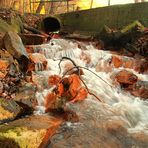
58 57 114 102
58 57 78 74
79 76 104 102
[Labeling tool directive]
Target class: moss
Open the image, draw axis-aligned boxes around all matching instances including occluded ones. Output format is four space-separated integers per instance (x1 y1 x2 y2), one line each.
0 18 17 33
0 106 14 120
0 15 23 34
0 126 46 148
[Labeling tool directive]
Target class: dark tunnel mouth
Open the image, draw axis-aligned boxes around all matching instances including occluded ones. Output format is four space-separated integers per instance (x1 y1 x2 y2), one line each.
42 17 61 33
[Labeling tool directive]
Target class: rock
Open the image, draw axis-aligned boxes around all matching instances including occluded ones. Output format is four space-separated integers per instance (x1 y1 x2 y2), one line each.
25 44 51 54
14 82 37 112
0 98 21 124
0 59 10 71
111 56 122 68
132 81 148 100
0 49 13 60
115 70 138 85
134 59 148 74
122 58 135 69
25 46 35 53
4 31 28 60
0 49 20 78
0 72 7 79
0 70 23 100
0 115 63 148
28 53 47 71
31 72 49 90
49 100 148 148
0 8 23 34
0 59 10 78
19 34 47 45
0 81 3 94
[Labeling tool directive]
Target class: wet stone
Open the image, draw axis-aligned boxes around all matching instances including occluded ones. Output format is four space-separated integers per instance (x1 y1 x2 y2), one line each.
28 53 47 71
132 81 148 100
4 31 28 60
111 56 122 68
49 99 148 148
0 98 21 124
0 115 63 148
19 34 47 45
31 72 49 90
115 70 138 85
14 82 37 111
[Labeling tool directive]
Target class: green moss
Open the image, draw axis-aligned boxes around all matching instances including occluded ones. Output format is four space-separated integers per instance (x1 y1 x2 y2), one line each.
0 126 46 148
0 15 23 34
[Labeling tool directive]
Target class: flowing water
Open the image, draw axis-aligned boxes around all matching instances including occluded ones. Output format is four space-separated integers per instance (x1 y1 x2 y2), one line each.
33 38 148 135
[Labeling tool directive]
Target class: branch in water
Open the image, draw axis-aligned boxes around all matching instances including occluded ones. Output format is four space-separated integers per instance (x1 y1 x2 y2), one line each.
58 57 113 102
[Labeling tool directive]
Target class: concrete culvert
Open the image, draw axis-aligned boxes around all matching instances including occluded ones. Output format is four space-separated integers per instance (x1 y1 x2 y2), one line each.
41 17 61 33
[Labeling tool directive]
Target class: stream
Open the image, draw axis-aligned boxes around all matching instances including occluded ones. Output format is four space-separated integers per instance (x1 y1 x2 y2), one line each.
31 38 148 147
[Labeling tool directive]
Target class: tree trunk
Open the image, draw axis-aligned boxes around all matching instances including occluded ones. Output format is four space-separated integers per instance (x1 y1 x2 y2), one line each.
0 0 14 7
36 0 45 14
49 1 54 14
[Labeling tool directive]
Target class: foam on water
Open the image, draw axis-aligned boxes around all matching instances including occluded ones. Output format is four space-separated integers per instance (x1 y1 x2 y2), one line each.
34 39 148 134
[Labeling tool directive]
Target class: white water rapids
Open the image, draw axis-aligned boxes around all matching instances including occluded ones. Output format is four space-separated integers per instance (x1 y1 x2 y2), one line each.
33 39 148 134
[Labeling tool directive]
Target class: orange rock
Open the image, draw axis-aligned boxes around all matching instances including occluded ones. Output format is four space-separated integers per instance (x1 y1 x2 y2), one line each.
39 116 63 148
123 59 134 69
111 56 122 68
29 53 47 64
28 53 47 71
134 59 148 73
0 59 9 71
0 115 63 148
45 74 88 112
48 75 61 87
0 71 7 79
25 46 34 53
45 93 57 112
131 81 148 100
115 70 138 85
68 74 88 102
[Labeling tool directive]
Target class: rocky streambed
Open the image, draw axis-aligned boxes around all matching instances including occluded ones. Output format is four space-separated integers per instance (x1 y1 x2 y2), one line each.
0 29 148 148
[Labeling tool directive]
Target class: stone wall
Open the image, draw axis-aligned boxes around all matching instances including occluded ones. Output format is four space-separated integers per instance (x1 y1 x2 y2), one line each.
58 2 148 35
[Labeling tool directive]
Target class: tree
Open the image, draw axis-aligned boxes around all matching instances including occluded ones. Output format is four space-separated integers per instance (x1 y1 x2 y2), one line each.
36 0 45 13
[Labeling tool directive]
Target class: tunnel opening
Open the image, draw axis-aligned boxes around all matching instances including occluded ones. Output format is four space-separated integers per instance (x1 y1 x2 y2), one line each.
42 17 61 33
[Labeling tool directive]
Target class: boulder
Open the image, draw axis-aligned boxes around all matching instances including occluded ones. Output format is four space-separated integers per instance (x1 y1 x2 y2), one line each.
0 115 63 148
111 56 122 68
0 50 15 79
19 34 47 45
132 81 148 100
0 98 21 124
134 59 148 74
115 70 138 85
0 8 23 34
49 100 148 148
28 53 47 71
14 82 37 113
4 31 28 60
122 58 135 69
